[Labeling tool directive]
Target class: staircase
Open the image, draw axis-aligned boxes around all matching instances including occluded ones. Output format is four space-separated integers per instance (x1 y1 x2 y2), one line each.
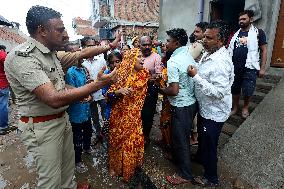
218 74 282 148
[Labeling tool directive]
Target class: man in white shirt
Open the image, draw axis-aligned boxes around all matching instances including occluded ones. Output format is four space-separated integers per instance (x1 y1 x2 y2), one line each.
188 21 234 187
81 37 107 140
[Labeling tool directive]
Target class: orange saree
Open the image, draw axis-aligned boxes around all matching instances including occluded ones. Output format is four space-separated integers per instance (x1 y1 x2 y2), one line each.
159 68 172 147
107 48 149 182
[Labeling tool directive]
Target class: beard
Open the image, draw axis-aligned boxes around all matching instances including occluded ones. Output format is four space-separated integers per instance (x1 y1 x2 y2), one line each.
239 22 249 28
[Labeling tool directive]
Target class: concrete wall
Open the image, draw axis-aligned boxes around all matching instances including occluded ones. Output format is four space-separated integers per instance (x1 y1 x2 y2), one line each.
158 0 210 41
253 0 281 68
158 0 282 67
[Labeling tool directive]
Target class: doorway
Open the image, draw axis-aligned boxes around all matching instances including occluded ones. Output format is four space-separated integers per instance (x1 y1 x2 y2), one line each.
271 0 284 67
210 0 245 32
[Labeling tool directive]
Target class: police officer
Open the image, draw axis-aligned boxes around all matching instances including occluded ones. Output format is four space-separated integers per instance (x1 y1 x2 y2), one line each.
4 6 117 189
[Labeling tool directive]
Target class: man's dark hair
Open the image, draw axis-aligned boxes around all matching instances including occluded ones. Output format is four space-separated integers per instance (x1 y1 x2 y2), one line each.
26 5 62 35
239 10 254 18
166 28 188 46
0 45 6 51
189 32 195 43
80 37 93 48
207 21 230 44
195 22 209 32
107 51 122 64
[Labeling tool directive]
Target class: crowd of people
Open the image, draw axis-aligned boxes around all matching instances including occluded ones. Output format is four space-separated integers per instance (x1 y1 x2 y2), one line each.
0 5 267 189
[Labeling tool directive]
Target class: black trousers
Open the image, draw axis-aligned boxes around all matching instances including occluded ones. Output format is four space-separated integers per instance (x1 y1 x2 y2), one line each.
198 116 224 184
141 84 159 141
71 119 92 164
171 103 196 180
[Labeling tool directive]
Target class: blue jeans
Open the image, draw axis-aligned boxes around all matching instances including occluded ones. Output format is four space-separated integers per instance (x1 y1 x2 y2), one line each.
0 87 9 130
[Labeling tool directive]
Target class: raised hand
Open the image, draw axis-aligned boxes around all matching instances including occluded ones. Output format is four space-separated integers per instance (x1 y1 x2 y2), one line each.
111 31 123 48
97 67 117 86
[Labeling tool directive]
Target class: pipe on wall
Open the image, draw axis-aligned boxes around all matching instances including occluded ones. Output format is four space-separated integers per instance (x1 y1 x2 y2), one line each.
198 0 205 22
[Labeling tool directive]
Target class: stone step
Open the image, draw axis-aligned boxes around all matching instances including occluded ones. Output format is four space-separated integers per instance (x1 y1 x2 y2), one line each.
226 115 245 127
240 91 266 104
255 81 274 94
261 74 282 84
222 123 239 136
218 133 231 149
251 92 266 104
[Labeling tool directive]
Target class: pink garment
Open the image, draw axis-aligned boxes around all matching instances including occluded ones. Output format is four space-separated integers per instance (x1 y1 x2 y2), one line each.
143 52 163 75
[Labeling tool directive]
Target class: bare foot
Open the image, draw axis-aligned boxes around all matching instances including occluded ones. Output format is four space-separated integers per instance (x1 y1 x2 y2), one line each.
230 108 238 116
242 108 250 119
109 169 115 177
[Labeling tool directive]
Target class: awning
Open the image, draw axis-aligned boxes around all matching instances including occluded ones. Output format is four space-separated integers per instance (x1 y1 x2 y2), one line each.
0 15 12 26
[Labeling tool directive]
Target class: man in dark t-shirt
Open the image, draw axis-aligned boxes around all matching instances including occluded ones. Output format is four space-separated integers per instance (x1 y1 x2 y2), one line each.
228 10 267 119
232 29 267 74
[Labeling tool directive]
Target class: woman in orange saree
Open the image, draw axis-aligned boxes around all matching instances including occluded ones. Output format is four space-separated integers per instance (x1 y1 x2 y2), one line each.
107 48 149 182
159 52 172 149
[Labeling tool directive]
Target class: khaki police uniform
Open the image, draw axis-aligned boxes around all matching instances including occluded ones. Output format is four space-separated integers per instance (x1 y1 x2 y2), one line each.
57 50 81 73
4 37 76 189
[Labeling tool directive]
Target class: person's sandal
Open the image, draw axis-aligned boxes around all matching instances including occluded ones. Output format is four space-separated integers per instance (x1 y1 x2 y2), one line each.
241 111 250 119
193 176 219 187
166 175 191 185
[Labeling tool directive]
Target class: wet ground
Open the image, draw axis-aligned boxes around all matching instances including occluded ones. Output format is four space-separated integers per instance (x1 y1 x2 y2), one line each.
0 74 281 189
0 103 247 189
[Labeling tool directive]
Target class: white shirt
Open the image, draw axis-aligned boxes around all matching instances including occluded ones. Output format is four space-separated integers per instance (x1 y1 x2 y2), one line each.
193 47 234 122
82 54 107 101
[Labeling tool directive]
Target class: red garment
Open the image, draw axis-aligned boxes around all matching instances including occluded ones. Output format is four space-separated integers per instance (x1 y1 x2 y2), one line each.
0 51 8 89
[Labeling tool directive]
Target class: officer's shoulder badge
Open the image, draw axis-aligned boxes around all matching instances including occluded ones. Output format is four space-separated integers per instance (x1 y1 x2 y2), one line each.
15 42 35 57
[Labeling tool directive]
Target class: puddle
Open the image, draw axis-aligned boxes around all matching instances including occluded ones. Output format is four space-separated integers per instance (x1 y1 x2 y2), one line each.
23 152 34 169
0 175 7 189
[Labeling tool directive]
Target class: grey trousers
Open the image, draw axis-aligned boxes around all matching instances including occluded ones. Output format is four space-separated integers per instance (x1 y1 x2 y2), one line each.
171 103 196 180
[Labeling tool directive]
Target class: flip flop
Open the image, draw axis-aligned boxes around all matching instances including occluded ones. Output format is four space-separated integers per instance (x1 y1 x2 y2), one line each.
193 176 219 187
166 175 191 185
242 111 250 119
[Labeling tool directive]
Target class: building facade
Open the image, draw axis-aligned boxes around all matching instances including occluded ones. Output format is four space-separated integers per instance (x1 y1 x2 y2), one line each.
72 17 98 37
0 16 27 52
158 0 283 68
91 0 159 44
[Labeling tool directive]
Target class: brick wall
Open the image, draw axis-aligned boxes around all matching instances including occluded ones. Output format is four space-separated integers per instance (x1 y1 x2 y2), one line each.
73 17 98 37
0 27 26 44
113 0 159 22
113 25 158 40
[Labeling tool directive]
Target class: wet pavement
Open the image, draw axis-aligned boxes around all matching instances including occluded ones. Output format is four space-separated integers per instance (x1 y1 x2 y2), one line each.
0 74 282 189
